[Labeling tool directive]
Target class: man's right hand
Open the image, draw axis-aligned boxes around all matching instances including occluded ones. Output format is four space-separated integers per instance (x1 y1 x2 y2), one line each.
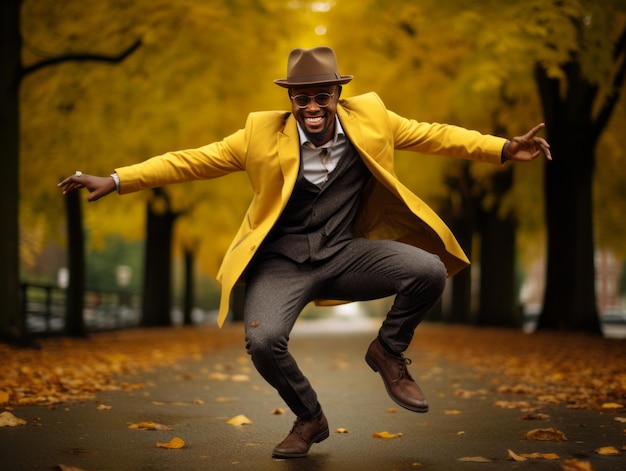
58 172 116 202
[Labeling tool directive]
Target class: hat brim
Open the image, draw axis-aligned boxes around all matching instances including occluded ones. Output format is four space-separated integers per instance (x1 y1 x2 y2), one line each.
273 75 353 88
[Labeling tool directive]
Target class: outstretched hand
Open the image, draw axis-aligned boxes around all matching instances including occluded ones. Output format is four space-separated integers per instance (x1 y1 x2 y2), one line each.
58 172 116 202
503 123 552 162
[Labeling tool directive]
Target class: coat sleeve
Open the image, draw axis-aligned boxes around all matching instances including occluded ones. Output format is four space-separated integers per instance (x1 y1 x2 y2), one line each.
388 110 505 164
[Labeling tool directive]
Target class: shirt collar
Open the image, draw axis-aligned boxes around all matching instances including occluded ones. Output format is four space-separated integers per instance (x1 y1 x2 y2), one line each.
297 116 345 149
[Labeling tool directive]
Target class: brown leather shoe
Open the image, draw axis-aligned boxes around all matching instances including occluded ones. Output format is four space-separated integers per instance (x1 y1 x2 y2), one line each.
272 411 329 458
365 338 429 413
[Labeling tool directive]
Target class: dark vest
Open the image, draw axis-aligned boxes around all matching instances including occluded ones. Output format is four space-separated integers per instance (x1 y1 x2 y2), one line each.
260 141 371 263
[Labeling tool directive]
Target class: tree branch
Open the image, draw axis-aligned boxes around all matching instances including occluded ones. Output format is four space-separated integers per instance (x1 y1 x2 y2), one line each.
21 38 142 79
592 24 626 141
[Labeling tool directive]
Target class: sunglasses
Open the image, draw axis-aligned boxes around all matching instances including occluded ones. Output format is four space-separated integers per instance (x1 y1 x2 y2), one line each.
290 92 335 109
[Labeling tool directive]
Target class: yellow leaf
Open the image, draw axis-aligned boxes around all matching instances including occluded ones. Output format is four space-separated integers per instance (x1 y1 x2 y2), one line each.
600 402 623 410
524 427 567 441
521 452 560 460
156 437 185 449
373 431 402 439
614 417 626 423
560 458 595 471
271 408 284 415
0 411 26 427
209 372 229 380
507 449 527 461
96 404 112 410
443 409 462 415
230 374 249 382
227 415 252 425
335 428 349 433
595 446 620 455
0 390 10 404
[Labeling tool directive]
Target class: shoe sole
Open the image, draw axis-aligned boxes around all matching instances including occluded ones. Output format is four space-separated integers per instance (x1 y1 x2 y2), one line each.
365 354 429 413
272 429 330 459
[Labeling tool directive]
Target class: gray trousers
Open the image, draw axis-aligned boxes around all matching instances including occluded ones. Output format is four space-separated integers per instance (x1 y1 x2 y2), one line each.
243 238 447 419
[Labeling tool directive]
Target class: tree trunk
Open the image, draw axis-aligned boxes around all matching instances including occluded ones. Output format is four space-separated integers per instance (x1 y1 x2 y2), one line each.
0 0 24 342
535 63 601 333
65 190 87 337
141 188 178 327
442 162 476 323
476 207 518 326
476 167 519 327
182 248 194 325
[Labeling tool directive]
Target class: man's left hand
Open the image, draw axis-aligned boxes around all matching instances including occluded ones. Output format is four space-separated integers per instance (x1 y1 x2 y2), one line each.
503 123 552 162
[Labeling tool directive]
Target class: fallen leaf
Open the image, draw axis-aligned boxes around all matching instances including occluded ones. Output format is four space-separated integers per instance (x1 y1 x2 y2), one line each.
494 400 532 409
458 456 492 462
335 428 349 433
227 414 252 425
560 459 595 471
387 408 396 413
595 446 620 455
507 449 527 461
524 427 567 441
230 374 249 382
0 390 10 404
155 437 185 449
0 411 26 427
54 465 88 471
614 417 626 423
271 408 284 415
373 431 402 438
443 409 462 415
209 372 229 381
96 404 112 410
249 321 260 327
129 421 173 431
601 402 623 410
215 396 234 403
509 449 560 460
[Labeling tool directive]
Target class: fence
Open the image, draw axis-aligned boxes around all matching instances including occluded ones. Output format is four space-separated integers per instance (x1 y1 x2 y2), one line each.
20 283 141 335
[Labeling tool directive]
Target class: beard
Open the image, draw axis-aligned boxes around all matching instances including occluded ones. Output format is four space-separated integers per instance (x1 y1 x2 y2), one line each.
302 112 332 147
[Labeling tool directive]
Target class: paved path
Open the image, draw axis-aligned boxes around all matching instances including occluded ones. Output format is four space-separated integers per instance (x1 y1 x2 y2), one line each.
1 320 624 470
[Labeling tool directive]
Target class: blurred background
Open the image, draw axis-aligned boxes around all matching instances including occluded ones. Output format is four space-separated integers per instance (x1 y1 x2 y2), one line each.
4 0 626 339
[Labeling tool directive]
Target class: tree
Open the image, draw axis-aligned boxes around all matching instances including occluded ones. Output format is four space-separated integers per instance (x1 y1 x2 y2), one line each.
141 188 181 327
0 0 23 342
1 0 140 341
17 0 303 331
533 5 626 331
328 0 626 333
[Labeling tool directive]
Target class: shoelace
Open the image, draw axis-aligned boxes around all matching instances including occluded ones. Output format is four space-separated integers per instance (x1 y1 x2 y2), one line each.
393 356 414 383
290 416 321 438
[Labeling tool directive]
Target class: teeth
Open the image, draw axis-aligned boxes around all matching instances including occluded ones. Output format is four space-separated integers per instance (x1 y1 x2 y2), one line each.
306 117 323 124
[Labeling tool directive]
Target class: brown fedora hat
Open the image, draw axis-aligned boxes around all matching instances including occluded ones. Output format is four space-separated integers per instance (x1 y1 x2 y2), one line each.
274 46 353 88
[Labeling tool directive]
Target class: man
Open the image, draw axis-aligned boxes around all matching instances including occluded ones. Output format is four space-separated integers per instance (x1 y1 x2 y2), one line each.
59 46 551 459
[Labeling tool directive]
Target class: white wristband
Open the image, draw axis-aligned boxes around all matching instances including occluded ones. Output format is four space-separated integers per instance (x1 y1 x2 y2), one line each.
110 172 121 193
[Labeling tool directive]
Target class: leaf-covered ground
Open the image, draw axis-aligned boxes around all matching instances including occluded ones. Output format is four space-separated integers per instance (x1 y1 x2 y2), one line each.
1 323 624 411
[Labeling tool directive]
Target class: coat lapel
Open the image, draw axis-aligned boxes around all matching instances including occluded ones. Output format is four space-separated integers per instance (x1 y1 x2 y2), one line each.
277 114 301 201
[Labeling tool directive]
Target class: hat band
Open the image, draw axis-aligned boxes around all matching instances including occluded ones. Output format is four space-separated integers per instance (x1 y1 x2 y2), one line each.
286 72 343 83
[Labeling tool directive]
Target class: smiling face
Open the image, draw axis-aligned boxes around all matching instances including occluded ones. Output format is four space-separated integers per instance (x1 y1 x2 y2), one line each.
289 85 340 147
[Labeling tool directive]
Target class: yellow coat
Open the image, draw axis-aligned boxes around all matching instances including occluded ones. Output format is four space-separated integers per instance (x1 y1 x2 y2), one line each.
116 92 505 326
